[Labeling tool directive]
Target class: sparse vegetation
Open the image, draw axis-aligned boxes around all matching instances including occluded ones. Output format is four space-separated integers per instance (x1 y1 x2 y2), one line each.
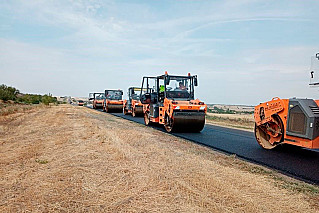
35 159 48 164
17 93 57 105
0 84 57 117
208 106 254 115
0 104 36 116
206 114 254 130
207 114 251 124
208 106 236 114
0 84 57 109
242 111 254 114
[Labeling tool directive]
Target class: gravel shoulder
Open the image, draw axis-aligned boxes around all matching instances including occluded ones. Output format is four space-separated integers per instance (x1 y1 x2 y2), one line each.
0 105 318 212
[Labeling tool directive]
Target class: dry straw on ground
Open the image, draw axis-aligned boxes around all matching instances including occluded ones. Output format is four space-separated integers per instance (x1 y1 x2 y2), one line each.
206 112 254 131
0 103 37 116
0 105 318 212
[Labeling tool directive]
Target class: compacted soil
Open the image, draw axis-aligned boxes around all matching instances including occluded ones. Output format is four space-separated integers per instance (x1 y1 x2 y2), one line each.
0 105 318 212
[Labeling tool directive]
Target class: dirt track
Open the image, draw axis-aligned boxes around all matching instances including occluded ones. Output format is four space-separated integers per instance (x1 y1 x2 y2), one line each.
0 105 318 212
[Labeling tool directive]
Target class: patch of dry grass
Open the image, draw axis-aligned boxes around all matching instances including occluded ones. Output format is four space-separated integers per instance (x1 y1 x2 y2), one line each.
0 105 318 212
0 102 39 117
206 113 254 131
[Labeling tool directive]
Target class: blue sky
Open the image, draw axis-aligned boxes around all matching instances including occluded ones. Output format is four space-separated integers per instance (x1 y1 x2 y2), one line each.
1 0 319 105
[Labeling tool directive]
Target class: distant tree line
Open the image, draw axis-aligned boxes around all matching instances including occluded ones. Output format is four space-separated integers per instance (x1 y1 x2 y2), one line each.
208 106 236 114
0 84 57 105
17 94 57 105
208 106 254 114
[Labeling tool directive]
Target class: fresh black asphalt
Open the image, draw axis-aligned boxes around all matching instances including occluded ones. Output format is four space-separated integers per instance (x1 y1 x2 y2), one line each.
89 107 319 185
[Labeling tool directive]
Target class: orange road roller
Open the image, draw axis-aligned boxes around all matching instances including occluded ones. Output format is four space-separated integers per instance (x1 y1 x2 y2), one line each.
254 97 319 149
103 89 124 113
123 87 145 117
89 93 105 109
255 53 319 149
78 100 84 106
140 72 207 132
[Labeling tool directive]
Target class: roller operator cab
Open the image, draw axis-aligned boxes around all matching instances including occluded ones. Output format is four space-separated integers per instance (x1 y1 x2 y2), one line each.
254 97 319 149
103 89 124 113
123 87 145 117
140 72 207 132
89 93 105 109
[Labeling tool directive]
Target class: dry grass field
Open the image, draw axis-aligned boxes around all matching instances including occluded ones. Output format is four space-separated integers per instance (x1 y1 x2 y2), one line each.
0 102 37 117
0 105 318 212
206 112 255 131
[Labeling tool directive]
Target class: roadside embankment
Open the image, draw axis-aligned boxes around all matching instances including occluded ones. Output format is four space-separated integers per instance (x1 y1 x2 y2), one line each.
0 105 318 212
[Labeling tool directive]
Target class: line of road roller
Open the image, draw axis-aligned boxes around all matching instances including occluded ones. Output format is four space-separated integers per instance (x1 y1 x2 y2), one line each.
88 52 319 150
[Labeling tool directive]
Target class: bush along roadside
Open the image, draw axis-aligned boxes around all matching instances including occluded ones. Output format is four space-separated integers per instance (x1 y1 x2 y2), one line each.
0 84 57 105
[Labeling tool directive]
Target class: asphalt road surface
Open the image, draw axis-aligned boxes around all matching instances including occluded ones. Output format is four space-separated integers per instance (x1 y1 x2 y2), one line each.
89 107 319 184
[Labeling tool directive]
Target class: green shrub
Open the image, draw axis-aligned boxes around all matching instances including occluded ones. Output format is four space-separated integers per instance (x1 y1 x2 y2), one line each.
41 94 57 105
0 84 57 106
17 93 57 105
0 84 19 101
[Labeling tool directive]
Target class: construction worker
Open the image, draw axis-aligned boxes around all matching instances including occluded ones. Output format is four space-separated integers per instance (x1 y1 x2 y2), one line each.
179 82 186 90
160 85 165 93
